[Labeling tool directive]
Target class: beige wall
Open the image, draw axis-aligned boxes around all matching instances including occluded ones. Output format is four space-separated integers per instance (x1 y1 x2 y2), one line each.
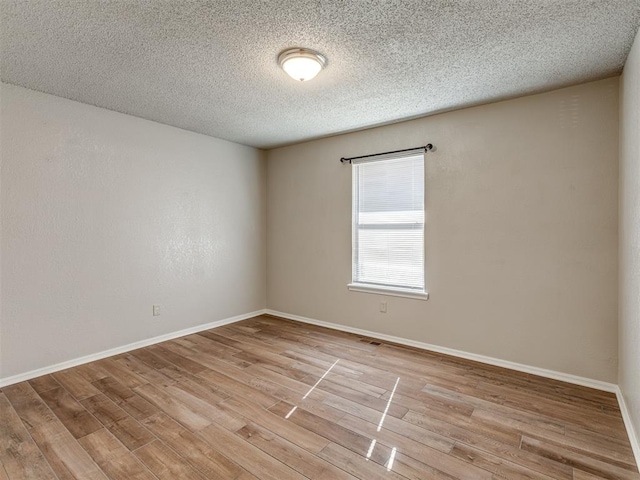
620 29 640 446
267 78 619 382
0 84 266 379
0 76 624 386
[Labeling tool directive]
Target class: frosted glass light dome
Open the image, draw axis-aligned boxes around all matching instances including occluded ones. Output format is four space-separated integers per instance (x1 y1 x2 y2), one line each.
278 48 326 82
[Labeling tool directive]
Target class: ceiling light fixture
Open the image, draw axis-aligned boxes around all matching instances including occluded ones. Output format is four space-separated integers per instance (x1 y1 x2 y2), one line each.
278 48 326 82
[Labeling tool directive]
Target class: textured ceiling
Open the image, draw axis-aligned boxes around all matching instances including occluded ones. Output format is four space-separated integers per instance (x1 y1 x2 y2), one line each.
2 1 640 149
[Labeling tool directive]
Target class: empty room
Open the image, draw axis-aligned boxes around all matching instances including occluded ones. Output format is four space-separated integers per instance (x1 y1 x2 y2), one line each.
1 1 640 479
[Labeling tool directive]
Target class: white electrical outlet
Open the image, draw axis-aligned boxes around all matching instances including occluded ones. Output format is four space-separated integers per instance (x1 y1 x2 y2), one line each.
380 301 387 313
153 305 161 316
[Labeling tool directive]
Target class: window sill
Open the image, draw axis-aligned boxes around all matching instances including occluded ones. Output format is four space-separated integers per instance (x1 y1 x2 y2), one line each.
347 283 429 301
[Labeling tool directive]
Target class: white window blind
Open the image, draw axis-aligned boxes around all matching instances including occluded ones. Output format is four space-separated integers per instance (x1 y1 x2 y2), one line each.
351 153 425 293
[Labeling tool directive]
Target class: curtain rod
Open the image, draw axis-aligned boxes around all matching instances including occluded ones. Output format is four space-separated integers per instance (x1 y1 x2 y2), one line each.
339 143 434 164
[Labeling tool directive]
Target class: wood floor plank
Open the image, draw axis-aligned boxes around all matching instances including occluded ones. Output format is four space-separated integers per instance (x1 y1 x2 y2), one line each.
247 351 315 377
475 381 626 436
276 331 462 385
268 400 415 471
141 412 245 479
196 330 246 351
398 411 572 479
4 383 108 479
236 471 260 480
114 354 177 385
194 362 278 409
93 377 160 421
162 382 246 431
133 383 212 431
129 348 175 371
78 428 156 480
520 436 640 480
245 374 348 423
160 339 201 357
422 383 569 434
380 387 475 422
190 354 346 423
2 315 637 480
299 371 387 398
512 419 638 471
573 470 612 480
73 363 111 384
236 422 357 479
176 335 255 369
159 364 232 404
185 331 243 353
272 365 401 412
470 407 570 441
94 358 149 389
29 419 109 480
0 393 57 480
211 328 289 355
39 387 103 439
392 452 460 480
565 424 638 458
316 442 406 480
80 394 129 427
52 369 102 401
403 409 520 448
198 421 307 480
148 344 208 375
105 417 155 451
249 362 409 420
28 375 61 395
135 440 207 480
397 450 494 480
472 371 621 414
333 411 506 479
92 377 136 403
449 442 557 480
337 409 455 455
279 348 369 380
234 349 314 380
2 383 58 429
218 395 331 453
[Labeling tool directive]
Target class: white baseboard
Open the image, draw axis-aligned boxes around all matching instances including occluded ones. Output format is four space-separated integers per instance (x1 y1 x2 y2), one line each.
264 309 618 393
0 309 267 388
616 387 640 468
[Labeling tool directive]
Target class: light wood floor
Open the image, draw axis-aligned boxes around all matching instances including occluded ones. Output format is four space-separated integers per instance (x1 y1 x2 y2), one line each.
1 315 638 480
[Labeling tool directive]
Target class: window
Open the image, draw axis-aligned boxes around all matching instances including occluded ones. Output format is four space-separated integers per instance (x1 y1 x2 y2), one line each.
348 152 427 299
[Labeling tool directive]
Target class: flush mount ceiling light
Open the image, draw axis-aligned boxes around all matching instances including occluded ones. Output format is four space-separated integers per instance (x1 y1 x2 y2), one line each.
278 48 326 82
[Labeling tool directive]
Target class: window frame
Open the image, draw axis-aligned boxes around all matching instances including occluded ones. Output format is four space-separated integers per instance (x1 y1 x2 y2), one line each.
347 152 429 301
